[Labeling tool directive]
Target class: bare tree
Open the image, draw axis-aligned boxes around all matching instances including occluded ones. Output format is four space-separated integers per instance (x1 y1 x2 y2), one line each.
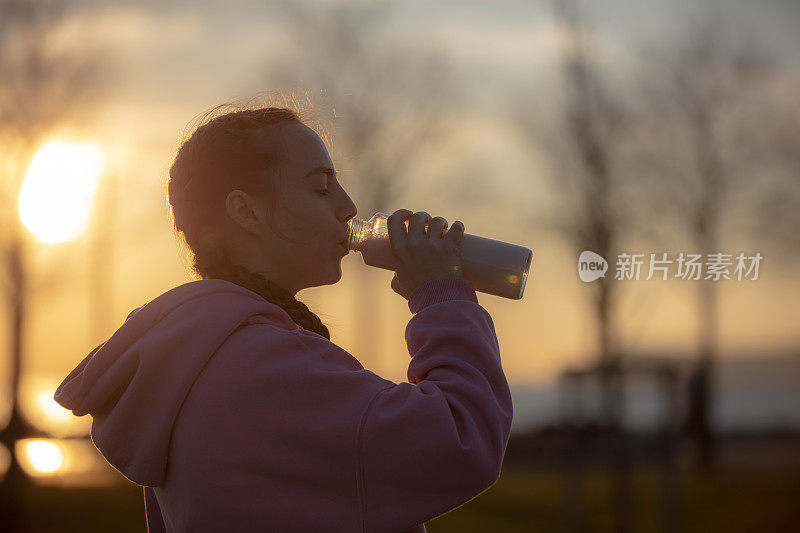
629 17 797 471
513 2 638 531
516 0 629 423
262 0 458 372
0 0 111 528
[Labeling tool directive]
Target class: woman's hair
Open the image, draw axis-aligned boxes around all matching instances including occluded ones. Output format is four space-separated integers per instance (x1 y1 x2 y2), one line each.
167 103 331 340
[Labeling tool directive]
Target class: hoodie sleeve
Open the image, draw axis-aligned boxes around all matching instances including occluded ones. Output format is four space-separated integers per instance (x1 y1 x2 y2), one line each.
172 276 511 532
354 277 513 531
143 487 166 533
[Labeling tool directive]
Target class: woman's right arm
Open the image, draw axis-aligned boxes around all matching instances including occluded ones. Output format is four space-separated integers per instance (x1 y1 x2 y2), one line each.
196 276 512 532
355 277 513 532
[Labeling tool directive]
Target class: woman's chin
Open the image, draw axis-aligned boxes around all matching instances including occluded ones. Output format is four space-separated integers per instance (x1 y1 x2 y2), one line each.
316 265 343 287
330 267 343 284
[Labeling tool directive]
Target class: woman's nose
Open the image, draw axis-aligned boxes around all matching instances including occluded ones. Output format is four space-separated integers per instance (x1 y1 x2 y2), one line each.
340 194 357 223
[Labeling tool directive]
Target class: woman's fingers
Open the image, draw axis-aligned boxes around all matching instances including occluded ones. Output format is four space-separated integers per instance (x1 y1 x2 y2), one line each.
407 212 430 240
388 209 413 254
444 220 465 249
427 217 448 239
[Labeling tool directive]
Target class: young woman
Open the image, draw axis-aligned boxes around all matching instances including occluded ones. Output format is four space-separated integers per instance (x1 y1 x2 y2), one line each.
54 106 513 532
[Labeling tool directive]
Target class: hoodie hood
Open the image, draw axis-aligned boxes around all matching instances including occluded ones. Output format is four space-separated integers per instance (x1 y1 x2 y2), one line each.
54 278 299 487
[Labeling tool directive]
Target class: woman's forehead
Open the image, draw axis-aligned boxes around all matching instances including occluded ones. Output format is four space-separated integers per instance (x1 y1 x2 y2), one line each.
277 121 332 172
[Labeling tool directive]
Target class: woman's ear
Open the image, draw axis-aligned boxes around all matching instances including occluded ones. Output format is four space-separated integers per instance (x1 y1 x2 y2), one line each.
226 189 266 235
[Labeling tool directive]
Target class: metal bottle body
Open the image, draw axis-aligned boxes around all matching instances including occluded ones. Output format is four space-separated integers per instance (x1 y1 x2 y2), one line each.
346 212 533 300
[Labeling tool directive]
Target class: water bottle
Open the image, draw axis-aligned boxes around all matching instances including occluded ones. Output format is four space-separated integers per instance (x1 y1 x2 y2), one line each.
345 212 533 299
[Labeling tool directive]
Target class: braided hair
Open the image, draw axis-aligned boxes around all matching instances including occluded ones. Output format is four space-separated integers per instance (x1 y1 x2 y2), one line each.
167 105 331 339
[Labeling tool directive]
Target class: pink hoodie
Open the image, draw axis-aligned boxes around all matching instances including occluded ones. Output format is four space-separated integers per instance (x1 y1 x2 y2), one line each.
54 276 513 532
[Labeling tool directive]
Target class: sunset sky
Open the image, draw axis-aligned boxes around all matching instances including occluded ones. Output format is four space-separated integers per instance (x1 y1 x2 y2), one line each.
2 0 799 443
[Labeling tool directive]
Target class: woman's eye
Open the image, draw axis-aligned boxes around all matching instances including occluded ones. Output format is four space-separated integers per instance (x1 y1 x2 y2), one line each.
315 189 331 196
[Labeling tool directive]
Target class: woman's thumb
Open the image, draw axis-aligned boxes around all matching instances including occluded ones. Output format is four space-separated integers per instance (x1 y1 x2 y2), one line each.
391 272 401 294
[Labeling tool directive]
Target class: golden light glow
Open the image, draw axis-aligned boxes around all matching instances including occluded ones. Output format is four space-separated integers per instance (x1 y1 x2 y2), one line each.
15 438 109 483
509 274 519 284
36 391 74 425
18 141 102 244
20 440 64 474
20 379 91 438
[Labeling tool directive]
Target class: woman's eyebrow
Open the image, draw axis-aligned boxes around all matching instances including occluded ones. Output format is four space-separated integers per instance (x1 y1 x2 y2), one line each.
303 165 336 178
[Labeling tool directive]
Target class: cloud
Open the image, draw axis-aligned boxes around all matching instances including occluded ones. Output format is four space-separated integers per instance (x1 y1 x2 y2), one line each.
49 5 204 55
397 15 625 70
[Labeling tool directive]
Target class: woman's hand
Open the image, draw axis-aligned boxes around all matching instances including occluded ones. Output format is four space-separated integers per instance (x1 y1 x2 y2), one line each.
387 209 465 300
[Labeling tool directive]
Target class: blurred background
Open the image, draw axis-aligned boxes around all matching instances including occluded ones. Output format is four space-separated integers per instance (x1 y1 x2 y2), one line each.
1 0 798 531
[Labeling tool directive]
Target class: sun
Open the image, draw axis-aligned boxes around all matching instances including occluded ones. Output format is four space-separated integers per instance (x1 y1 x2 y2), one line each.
18 141 103 244
19 440 65 475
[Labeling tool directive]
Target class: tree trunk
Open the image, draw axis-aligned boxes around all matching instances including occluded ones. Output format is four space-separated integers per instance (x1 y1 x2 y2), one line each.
0 230 34 532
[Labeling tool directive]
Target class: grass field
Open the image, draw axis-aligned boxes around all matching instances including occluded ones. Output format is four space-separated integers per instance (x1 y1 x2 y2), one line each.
8 464 800 532
426 465 800 532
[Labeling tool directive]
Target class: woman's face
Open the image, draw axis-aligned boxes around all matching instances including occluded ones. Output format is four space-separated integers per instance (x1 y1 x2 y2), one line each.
224 121 358 294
